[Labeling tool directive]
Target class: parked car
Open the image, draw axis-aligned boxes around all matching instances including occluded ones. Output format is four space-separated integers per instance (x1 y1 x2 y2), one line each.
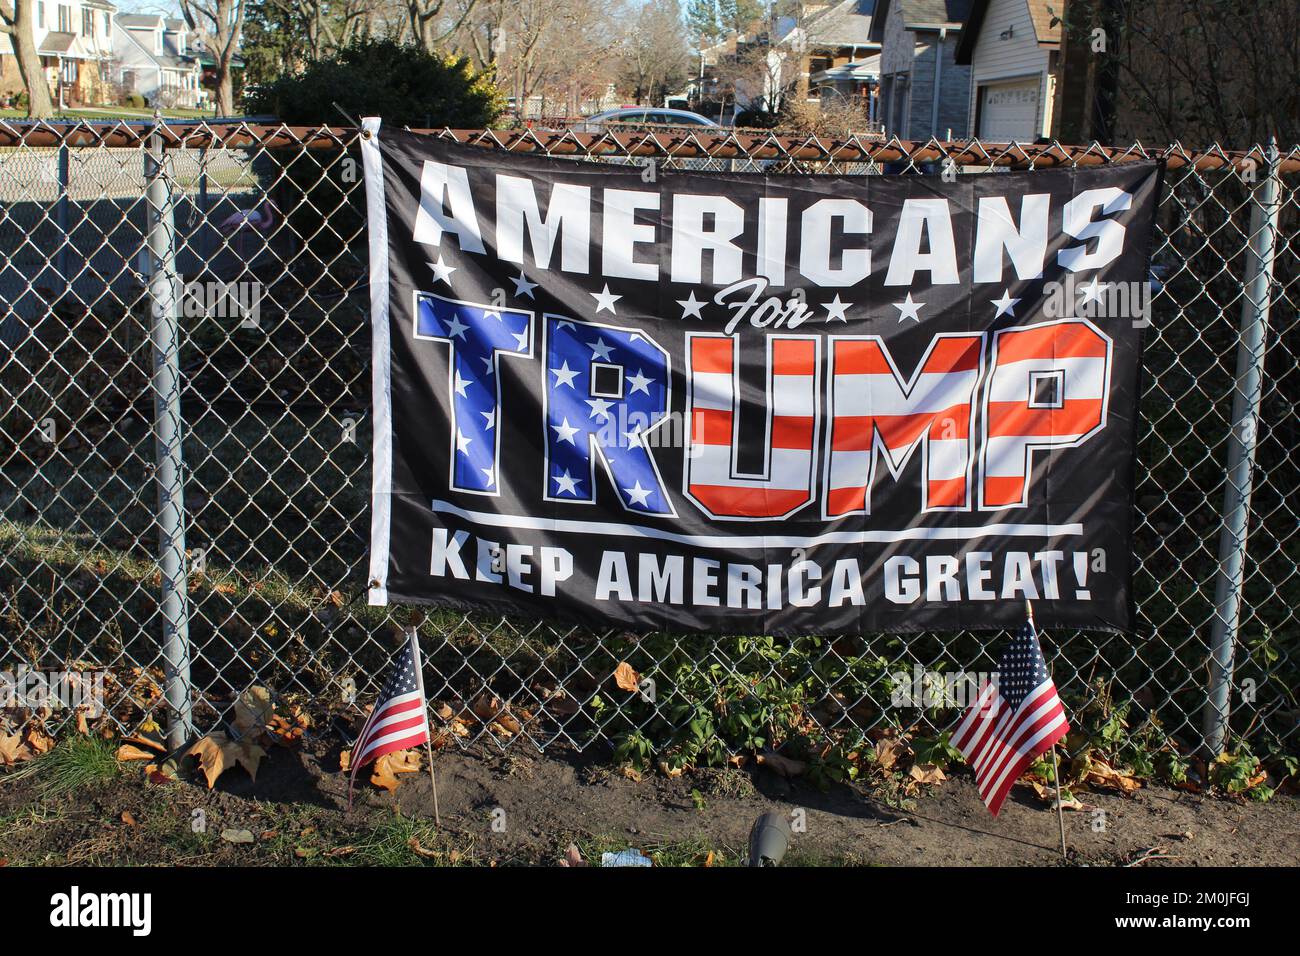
572 107 720 133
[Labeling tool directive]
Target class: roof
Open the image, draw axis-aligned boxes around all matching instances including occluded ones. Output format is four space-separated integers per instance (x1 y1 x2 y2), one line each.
869 0 973 41
38 32 77 55
813 52 883 81
117 13 164 28
955 0 1061 63
804 0 879 47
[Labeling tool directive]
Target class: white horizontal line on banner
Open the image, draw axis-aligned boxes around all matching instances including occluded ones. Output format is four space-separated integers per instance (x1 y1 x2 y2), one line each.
429 500 1083 550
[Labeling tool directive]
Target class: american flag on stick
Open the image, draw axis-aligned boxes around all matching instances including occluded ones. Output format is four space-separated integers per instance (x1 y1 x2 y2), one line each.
348 629 431 808
951 615 1069 816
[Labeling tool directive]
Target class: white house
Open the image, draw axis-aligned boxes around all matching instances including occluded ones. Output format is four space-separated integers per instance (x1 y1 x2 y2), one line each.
112 13 205 108
955 0 1061 140
0 0 117 107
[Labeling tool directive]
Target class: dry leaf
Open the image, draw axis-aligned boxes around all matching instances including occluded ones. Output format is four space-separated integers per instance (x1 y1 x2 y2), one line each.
408 837 439 859
24 727 55 755
233 686 275 737
339 748 352 772
187 732 267 788
220 828 255 844
0 734 30 767
755 751 806 778
613 662 640 693
116 743 157 762
874 736 906 770
370 750 421 792
120 810 137 826
657 760 684 778
471 694 506 722
1083 757 1142 794
909 763 947 785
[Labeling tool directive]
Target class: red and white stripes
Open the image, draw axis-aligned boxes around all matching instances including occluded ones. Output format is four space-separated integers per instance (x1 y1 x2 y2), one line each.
685 334 819 519
982 320 1110 508
825 334 984 517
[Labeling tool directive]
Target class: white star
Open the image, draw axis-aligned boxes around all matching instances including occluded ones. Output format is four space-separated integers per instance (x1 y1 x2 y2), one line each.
586 397 614 420
622 480 653 507
822 293 851 323
677 290 705 320
453 369 473 397
511 272 538 299
589 337 615 361
550 360 579 389
480 356 495 376
551 418 579 444
552 469 581 496
1077 276 1107 307
455 428 472 454
443 314 469 339
893 291 924 323
625 428 644 448
591 284 621 314
428 256 456 286
627 368 654 395
481 409 496 430
991 289 1020 318
512 328 530 351
480 466 494 485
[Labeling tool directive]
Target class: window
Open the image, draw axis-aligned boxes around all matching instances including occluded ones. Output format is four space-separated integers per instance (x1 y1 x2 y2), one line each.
103 13 110 37
37 1 45 29
58 4 71 32
82 7 93 37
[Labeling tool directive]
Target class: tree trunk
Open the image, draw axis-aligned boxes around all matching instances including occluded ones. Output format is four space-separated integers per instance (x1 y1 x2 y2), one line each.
217 65 234 116
9 2 55 118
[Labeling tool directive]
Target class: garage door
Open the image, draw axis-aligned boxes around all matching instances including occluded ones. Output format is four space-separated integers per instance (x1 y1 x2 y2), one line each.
978 79 1041 142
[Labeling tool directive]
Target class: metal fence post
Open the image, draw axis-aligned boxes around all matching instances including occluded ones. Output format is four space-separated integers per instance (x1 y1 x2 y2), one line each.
1202 139 1282 758
56 143 69 290
145 127 194 749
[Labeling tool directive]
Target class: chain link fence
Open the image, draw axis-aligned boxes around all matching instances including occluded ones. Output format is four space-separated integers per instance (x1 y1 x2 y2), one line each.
1 121 1295 771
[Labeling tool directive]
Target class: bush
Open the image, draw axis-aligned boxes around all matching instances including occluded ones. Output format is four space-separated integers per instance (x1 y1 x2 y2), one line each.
243 39 505 259
124 93 146 110
243 37 505 128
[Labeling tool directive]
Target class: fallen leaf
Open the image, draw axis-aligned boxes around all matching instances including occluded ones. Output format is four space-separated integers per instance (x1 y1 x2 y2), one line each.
657 760 683 778
233 686 275 737
324 846 356 858
24 727 55 755
471 694 506 722
909 763 947 785
220 828 255 844
704 851 714 867
295 846 318 859
121 732 166 754
116 744 157 762
187 732 267 788
1083 757 1142 794
408 837 439 859
613 662 640 693
370 750 421 792
874 736 907 771
120 810 137 826
0 734 30 767
755 751 806 778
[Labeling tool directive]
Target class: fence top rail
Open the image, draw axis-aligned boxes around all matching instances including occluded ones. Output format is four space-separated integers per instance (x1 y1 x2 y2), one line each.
0 119 1296 174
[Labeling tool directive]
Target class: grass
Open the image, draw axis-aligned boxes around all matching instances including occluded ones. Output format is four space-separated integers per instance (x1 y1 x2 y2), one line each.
33 736 121 797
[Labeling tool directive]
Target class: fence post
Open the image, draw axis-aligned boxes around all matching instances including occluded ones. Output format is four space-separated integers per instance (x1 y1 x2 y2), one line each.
1202 139 1282 758
56 143 69 290
145 126 194 749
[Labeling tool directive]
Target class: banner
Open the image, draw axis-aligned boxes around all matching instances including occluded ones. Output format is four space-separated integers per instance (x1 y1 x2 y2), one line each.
362 121 1161 635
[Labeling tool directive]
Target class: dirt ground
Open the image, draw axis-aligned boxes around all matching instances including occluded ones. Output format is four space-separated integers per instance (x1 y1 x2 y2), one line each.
1 735 1296 866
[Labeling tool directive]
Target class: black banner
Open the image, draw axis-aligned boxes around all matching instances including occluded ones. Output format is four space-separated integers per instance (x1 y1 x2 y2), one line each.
362 122 1161 634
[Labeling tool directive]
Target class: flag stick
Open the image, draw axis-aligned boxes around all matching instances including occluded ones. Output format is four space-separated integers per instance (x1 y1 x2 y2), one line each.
408 622 442 828
1029 598 1068 863
425 737 442 828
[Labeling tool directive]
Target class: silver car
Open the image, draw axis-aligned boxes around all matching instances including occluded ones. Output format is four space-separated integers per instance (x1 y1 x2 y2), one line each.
572 107 720 133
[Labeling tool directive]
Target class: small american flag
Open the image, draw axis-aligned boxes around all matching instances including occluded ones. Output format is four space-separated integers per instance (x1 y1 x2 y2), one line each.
951 616 1069 816
348 630 430 803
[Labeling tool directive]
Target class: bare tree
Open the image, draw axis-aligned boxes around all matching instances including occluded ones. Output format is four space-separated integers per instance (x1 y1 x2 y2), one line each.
619 0 691 105
181 0 248 116
0 0 54 117
405 0 478 51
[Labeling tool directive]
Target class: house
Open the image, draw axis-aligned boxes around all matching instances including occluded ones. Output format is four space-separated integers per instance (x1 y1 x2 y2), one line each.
112 14 206 109
0 0 118 107
954 0 1061 140
790 0 882 122
870 0 973 140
